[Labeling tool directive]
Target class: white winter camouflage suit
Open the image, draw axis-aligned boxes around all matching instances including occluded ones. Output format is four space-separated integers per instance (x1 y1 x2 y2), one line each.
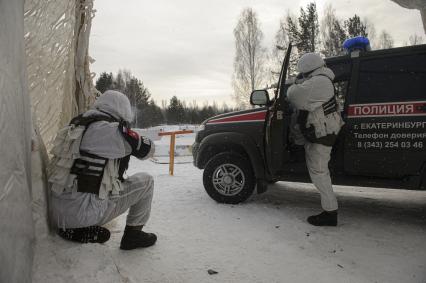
49 90 155 229
287 54 344 211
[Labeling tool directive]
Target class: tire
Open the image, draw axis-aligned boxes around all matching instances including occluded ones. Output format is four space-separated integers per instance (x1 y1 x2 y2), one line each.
203 152 255 204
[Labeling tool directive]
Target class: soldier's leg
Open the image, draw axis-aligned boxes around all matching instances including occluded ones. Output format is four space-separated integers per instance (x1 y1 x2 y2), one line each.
304 142 338 211
100 172 157 249
100 172 154 226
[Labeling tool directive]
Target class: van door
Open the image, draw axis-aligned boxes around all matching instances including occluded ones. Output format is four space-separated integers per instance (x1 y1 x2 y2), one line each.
324 58 352 174
264 44 292 176
344 50 426 179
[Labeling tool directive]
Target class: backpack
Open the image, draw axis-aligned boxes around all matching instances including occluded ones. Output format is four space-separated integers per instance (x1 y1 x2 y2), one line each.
49 114 122 196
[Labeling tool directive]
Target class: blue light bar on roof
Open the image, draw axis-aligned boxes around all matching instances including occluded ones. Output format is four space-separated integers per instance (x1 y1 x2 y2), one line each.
343 36 371 53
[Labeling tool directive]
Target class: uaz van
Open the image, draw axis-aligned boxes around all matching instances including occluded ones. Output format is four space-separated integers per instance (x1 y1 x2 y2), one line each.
193 42 426 204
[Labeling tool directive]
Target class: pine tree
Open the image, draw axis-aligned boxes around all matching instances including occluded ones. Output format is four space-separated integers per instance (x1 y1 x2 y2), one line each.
138 99 164 128
284 3 320 75
166 96 185 124
286 3 320 54
95 72 113 93
297 2 320 53
344 15 368 38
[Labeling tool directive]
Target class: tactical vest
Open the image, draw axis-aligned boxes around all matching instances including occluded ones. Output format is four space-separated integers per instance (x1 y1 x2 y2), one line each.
297 75 339 147
69 114 130 195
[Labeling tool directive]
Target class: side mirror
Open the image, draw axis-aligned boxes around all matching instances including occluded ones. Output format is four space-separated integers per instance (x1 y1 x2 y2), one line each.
250 90 270 106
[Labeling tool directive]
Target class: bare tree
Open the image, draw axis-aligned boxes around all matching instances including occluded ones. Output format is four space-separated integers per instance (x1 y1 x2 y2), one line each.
273 17 289 68
320 4 346 57
114 70 125 91
377 30 394 49
232 8 267 108
190 99 198 109
363 17 377 49
409 34 424 45
268 13 300 84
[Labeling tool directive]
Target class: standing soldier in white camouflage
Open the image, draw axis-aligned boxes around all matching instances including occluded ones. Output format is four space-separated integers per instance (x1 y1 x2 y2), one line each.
287 53 345 226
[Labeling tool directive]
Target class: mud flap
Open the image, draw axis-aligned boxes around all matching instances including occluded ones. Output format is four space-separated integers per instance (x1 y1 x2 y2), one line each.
256 179 269 194
420 164 426 190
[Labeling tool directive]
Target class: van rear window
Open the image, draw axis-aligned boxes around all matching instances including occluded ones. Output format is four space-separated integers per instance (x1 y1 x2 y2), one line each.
357 53 426 103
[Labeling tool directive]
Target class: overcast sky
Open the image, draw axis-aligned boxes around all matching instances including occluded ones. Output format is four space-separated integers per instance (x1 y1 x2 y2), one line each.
89 0 424 106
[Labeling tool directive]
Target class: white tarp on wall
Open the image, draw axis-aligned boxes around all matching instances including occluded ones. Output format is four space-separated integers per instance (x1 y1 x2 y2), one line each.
0 1 34 282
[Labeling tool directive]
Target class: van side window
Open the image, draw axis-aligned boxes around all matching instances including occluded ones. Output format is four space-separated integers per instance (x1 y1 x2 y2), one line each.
327 61 351 113
357 53 426 103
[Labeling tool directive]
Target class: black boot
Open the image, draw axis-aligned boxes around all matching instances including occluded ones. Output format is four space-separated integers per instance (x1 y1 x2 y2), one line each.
307 210 338 226
120 225 157 250
57 226 110 243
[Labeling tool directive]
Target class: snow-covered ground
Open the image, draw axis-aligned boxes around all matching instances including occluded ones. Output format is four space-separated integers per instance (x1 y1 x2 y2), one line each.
33 155 426 283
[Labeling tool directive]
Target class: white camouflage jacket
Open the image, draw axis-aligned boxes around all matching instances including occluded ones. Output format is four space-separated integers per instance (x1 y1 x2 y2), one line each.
287 67 344 141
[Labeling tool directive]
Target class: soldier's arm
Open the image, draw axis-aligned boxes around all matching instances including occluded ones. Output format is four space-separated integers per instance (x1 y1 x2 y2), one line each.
287 79 316 111
120 126 155 160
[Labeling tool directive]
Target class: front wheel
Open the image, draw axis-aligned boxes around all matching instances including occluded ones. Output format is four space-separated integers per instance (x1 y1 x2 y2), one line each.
203 152 255 204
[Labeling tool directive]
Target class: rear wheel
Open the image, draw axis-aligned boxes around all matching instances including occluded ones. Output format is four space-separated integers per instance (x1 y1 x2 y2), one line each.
203 152 255 204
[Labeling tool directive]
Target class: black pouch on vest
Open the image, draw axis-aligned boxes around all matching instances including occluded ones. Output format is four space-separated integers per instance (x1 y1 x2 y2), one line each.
297 110 317 143
68 113 118 194
70 151 108 194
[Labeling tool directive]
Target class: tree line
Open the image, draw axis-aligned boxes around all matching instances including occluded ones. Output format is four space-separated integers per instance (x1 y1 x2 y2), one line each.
96 3 424 125
95 70 239 128
232 3 424 106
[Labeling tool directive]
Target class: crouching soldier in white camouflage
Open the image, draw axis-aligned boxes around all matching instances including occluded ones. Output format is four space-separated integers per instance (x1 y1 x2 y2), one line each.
287 53 344 226
48 90 157 249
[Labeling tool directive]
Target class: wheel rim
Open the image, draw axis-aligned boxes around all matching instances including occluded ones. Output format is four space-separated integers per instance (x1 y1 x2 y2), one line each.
212 163 245 196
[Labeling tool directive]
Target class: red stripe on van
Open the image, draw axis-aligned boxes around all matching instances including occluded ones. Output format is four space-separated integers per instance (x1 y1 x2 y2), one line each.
208 110 267 124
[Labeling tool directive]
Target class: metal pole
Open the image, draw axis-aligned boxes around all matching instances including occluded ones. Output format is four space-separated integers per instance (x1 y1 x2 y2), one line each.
169 134 176 175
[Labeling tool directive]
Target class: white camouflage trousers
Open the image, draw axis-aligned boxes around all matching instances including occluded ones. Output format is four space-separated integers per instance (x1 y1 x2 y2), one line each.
305 142 338 211
100 172 154 226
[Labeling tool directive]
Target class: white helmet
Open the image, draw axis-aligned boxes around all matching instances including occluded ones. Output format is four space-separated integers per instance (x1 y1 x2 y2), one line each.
297 53 325 74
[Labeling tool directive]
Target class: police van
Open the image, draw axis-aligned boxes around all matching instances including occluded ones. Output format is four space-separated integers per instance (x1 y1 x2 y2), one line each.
192 39 426 204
